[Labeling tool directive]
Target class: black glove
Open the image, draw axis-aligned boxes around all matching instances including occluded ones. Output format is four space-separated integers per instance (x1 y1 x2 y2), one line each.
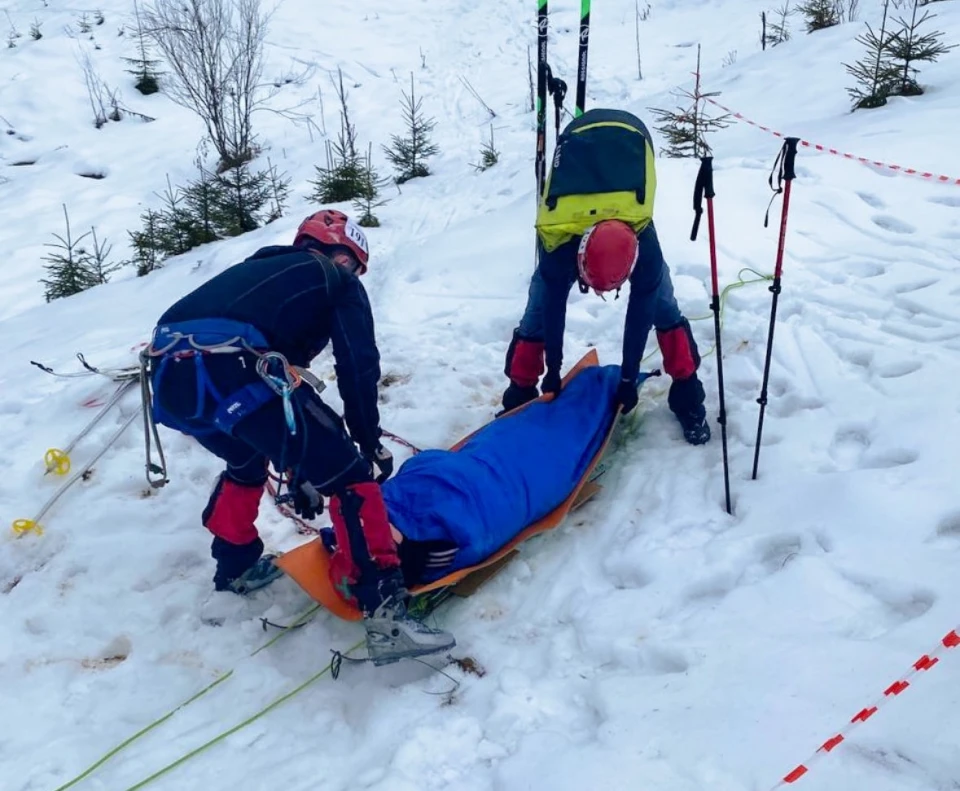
615 377 639 414
364 443 394 484
541 368 562 398
290 480 324 520
500 382 539 415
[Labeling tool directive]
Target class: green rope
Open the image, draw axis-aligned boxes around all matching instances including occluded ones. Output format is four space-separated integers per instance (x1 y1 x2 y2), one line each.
52 673 234 791
123 639 367 791
53 604 321 791
641 267 772 365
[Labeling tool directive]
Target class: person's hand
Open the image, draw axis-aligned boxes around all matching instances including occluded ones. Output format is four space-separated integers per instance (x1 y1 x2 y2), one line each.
615 377 639 414
541 369 562 397
364 444 394 483
291 481 324 520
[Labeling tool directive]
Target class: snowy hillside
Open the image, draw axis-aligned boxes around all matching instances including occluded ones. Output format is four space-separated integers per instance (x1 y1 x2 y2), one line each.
3 0 960 788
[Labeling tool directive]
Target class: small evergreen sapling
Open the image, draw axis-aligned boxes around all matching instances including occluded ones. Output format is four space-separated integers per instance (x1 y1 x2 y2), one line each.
797 0 841 32
649 45 731 158
182 162 220 246
41 205 116 301
124 2 162 95
211 162 269 237
129 209 165 276
310 68 367 203
352 144 389 228
764 2 793 47
264 157 290 224
473 125 500 172
887 1 956 97
383 73 439 184
844 0 899 109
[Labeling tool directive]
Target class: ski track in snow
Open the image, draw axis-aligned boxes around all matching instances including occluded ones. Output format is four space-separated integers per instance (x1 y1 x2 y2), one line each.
2 0 960 790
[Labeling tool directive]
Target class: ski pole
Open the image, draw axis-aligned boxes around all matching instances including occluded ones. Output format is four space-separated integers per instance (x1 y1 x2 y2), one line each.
752 137 799 480
575 0 591 117
534 0 549 200
43 378 138 476
691 156 732 515
12 407 142 537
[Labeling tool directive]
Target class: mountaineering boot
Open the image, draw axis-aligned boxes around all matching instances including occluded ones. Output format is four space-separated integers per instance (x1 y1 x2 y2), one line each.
668 375 711 447
677 412 711 446
211 536 284 594
364 592 457 666
222 553 285 595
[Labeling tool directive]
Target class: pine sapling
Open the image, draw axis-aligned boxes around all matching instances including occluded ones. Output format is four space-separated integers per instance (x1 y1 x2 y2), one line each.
29 19 42 40
844 0 899 109
352 143 389 228
124 1 162 95
887 1 956 97
765 2 793 47
155 176 197 255
182 162 220 247
211 162 269 237
264 157 291 224
129 209 165 276
310 67 367 202
84 226 121 284
797 0 841 32
649 45 731 158
40 205 102 301
383 72 439 184
473 125 500 172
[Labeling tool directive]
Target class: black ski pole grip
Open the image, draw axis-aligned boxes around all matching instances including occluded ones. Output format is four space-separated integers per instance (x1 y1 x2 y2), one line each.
783 137 799 181
702 155 715 199
690 157 714 241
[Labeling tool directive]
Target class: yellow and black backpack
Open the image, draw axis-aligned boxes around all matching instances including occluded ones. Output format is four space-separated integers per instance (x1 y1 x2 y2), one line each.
535 108 657 253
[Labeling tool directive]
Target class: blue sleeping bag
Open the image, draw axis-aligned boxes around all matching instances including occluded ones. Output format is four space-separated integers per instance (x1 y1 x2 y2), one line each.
382 364 639 582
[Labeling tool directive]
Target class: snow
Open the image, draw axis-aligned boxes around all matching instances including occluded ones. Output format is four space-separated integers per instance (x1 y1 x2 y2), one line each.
2 0 960 789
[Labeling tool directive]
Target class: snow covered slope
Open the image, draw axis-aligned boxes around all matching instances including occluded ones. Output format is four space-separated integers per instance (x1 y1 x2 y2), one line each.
3 0 960 789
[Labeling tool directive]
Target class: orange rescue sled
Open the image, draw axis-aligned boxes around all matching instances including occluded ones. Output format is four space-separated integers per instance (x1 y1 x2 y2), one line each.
276 350 620 621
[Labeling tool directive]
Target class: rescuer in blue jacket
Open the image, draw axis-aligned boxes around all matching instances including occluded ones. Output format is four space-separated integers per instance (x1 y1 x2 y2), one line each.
144 210 454 666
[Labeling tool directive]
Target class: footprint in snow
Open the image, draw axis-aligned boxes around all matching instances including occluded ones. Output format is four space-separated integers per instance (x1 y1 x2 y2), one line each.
934 511 960 540
857 191 886 209
872 214 916 235
927 195 960 208
874 358 922 379
834 571 935 639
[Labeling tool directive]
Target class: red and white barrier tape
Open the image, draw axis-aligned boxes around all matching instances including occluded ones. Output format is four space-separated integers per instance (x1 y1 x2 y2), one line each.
708 98 960 186
774 627 960 787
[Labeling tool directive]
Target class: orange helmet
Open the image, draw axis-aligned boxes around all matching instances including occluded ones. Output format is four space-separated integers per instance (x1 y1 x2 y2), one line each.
293 210 370 274
577 220 639 294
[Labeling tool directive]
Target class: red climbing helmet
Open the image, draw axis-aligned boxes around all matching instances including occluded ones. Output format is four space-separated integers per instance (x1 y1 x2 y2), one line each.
577 220 639 294
294 209 370 274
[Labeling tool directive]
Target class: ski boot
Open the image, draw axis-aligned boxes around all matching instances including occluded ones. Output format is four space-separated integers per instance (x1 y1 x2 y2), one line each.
677 411 711 446
364 593 456 666
215 552 285 595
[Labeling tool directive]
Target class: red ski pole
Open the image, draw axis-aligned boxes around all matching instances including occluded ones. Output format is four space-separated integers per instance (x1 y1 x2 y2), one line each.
752 137 799 480
691 156 732 515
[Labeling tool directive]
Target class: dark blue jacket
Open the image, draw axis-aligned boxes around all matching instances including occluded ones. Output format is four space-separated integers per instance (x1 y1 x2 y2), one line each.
158 245 382 452
540 222 666 384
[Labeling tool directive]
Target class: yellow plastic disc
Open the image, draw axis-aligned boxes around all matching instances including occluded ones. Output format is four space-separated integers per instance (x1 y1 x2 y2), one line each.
12 519 43 537
44 448 71 476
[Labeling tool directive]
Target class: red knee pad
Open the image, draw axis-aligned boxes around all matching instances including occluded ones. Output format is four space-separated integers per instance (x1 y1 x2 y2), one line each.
506 335 545 388
657 320 700 380
201 474 263 545
328 482 400 589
